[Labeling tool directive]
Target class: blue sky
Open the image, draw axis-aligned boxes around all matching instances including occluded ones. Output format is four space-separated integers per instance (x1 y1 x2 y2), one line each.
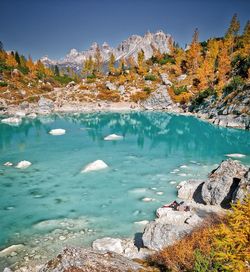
0 0 249 60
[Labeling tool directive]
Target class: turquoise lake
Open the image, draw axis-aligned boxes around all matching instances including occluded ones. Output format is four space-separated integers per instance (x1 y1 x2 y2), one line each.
0 112 250 250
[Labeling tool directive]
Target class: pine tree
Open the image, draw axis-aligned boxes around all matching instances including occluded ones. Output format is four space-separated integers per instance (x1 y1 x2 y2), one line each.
108 53 116 75
14 52 21 65
241 20 250 56
54 65 60 76
118 57 126 74
0 41 3 51
225 14 240 38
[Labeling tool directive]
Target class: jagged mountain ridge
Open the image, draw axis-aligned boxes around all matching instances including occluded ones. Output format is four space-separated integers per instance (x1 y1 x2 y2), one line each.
41 30 172 72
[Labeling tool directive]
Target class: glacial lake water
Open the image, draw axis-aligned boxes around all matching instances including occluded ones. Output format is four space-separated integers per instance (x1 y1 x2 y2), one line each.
0 112 249 252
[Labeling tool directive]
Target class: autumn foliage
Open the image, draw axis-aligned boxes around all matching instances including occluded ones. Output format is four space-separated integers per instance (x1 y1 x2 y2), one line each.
149 196 250 272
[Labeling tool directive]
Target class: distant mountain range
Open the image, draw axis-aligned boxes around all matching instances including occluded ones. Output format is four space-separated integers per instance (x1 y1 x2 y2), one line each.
41 30 172 72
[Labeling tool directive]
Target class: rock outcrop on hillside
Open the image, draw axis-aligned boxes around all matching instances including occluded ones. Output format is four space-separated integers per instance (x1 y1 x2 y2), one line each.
141 85 179 111
190 84 250 130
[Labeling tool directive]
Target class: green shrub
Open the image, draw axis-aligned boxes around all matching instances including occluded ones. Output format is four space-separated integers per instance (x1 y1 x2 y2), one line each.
223 76 244 97
193 88 217 105
18 66 29 75
54 75 73 85
143 87 152 94
145 74 157 81
86 74 96 79
159 55 175 65
0 81 8 87
0 63 12 73
232 55 250 78
173 85 188 95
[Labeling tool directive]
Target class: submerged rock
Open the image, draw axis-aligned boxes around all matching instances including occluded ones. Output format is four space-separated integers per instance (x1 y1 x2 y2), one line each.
49 129 66 135
226 153 246 158
1 117 22 126
104 134 123 141
39 247 144 272
16 160 32 169
0 244 25 257
81 160 108 173
3 162 13 166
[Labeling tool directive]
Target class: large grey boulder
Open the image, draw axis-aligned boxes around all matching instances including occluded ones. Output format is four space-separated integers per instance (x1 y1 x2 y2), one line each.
38 97 54 112
142 210 202 250
232 169 250 202
141 85 178 111
160 73 172 86
201 159 248 208
105 81 117 91
39 247 144 272
177 180 205 202
92 237 149 259
142 221 192 250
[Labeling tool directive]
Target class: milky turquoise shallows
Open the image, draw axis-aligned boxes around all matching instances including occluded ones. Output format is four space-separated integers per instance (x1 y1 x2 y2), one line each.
0 112 249 248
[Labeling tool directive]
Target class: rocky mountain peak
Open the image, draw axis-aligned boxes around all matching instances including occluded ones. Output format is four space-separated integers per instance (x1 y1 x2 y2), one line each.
41 30 172 71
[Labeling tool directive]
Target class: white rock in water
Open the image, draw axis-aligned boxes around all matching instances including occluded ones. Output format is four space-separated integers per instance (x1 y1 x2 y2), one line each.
81 160 108 173
142 197 155 202
0 244 24 257
134 220 149 225
27 113 37 119
104 134 123 141
180 165 188 169
226 153 246 158
156 191 164 195
1 117 22 126
16 160 32 169
4 162 13 166
15 111 26 117
49 129 66 135
178 173 187 177
3 268 13 272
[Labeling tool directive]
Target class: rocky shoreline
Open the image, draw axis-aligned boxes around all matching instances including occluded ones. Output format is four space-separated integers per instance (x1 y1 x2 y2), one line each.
1 158 249 272
0 95 249 131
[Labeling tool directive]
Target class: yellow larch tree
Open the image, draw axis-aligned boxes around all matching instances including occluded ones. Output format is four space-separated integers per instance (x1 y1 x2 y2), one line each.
6 53 18 68
186 28 202 75
137 50 147 75
217 40 231 92
197 39 220 90
108 53 116 75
